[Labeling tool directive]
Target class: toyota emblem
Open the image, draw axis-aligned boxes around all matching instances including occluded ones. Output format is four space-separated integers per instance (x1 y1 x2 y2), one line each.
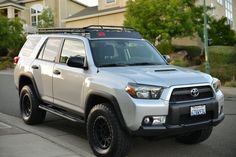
190 88 199 97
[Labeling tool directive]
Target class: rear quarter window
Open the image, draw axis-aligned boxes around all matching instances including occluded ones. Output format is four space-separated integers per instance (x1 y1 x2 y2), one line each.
20 37 41 57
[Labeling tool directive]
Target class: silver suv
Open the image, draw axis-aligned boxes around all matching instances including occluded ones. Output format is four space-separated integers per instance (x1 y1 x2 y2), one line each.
14 26 224 157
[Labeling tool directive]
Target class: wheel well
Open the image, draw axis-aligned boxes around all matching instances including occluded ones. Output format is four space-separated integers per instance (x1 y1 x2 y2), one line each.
19 76 33 94
85 93 128 133
85 95 113 120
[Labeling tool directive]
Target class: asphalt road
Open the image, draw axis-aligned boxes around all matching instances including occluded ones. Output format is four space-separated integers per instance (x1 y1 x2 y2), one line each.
0 71 236 157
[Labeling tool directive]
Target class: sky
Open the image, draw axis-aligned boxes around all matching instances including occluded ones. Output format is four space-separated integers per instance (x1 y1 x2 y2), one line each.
76 0 98 6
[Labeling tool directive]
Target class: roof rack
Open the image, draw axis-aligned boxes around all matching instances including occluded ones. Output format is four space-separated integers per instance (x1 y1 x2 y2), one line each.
38 25 136 34
83 25 136 32
38 27 86 34
38 25 142 39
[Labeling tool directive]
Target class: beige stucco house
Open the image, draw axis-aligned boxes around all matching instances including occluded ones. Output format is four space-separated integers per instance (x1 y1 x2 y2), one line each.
172 0 236 46
64 0 236 46
0 0 24 18
64 0 127 27
0 0 86 33
65 0 236 30
1 0 235 45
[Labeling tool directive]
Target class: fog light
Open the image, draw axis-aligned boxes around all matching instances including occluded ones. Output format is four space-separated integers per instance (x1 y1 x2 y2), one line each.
152 116 166 125
143 117 151 124
220 106 223 114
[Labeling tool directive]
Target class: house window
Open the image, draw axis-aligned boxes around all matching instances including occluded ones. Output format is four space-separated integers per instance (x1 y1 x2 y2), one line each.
210 3 215 15
225 0 233 26
217 0 223 5
30 4 43 26
106 0 115 3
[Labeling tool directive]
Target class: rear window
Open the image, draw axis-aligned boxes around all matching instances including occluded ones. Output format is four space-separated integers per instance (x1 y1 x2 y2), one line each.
20 37 41 57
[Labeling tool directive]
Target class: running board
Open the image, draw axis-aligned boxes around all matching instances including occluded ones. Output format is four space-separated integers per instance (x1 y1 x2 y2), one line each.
39 105 85 123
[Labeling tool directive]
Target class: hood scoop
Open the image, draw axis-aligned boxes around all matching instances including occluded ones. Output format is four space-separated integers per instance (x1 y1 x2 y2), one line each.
154 68 177 72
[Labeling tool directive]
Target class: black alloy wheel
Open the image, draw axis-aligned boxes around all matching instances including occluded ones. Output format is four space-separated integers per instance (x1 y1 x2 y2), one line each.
20 85 46 124
87 103 130 157
93 116 113 150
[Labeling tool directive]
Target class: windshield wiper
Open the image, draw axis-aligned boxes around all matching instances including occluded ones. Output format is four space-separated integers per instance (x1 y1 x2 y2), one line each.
98 63 129 67
128 62 159 66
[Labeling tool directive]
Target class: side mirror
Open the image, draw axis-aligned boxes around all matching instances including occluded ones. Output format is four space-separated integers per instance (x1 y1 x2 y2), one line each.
66 56 88 69
163 55 171 63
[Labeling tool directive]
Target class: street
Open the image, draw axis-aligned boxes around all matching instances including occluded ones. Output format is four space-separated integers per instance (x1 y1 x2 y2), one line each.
0 70 236 157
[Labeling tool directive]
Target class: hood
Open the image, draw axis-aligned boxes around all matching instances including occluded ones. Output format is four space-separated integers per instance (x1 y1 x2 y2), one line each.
99 65 212 87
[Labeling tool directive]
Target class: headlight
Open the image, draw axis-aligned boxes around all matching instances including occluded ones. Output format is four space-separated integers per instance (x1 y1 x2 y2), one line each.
125 83 163 99
212 78 221 92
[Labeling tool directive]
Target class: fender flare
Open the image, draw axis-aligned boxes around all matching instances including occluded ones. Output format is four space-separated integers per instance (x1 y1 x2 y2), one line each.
18 72 41 101
85 91 128 132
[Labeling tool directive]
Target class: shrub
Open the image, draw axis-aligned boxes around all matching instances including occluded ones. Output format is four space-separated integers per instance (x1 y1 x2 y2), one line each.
208 17 236 46
0 48 9 57
199 63 236 83
38 7 54 28
208 46 236 65
0 15 25 57
224 79 236 87
171 59 189 67
173 45 202 57
156 41 173 55
0 57 13 70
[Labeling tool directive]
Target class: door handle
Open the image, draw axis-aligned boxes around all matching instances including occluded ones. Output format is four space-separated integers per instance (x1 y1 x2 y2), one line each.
31 65 39 69
53 69 61 75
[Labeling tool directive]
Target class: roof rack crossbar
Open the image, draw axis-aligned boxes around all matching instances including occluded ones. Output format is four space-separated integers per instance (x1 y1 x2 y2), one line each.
83 25 136 32
38 28 86 34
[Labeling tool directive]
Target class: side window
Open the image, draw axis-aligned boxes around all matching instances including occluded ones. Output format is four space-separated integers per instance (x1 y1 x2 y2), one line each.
106 0 115 3
42 38 62 62
60 39 85 64
21 37 41 57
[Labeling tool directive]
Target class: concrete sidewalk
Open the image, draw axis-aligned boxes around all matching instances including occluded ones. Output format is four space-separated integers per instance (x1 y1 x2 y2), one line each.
0 113 93 157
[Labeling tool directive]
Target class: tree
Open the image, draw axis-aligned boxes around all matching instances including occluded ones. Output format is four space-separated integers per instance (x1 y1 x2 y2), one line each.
0 16 25 57
124 0 201 43
208 17 236 46
38 7 54 28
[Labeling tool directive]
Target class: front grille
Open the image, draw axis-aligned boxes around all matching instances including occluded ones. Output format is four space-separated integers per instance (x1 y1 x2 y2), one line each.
179 111 213 124
170 86 214 103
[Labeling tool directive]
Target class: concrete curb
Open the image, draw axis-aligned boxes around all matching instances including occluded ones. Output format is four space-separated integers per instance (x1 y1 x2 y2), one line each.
0 112 94 157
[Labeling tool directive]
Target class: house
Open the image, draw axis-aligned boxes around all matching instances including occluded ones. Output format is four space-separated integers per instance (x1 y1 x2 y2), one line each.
0 0 24 18
64 0 127 27
1 0 235 40
196 0 236 31
0 0 87 33
65 0 236 31
172 0 236 46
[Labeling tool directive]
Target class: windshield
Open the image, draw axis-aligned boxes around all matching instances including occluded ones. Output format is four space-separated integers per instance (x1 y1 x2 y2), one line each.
90 39 166 67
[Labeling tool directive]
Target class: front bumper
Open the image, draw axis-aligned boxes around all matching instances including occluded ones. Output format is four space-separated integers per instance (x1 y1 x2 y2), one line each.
131 113 224 136
129 96 225 136
118 83 224 132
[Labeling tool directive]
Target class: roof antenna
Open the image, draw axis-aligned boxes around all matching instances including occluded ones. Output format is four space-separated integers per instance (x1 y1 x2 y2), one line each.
97 67 99 73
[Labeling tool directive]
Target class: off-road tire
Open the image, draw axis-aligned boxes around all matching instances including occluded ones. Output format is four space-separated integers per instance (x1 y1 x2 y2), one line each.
20 84 46 125
87 103 130 157
176 127 213 144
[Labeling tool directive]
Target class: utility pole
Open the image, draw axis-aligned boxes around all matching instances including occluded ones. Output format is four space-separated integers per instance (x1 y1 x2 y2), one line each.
203 0 210 74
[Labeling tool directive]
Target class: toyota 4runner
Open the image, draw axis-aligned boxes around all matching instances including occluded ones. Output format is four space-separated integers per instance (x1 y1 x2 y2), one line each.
14 26 224 157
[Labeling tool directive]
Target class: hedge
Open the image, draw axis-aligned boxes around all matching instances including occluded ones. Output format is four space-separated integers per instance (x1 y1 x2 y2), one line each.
208 46 236 65
173 45 202 57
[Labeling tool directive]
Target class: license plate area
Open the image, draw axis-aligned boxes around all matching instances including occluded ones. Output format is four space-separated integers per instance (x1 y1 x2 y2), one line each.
190 105 206 116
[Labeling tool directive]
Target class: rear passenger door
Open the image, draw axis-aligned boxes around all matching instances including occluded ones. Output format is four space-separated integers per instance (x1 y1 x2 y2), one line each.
53 38 86 113
32 38 62 103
